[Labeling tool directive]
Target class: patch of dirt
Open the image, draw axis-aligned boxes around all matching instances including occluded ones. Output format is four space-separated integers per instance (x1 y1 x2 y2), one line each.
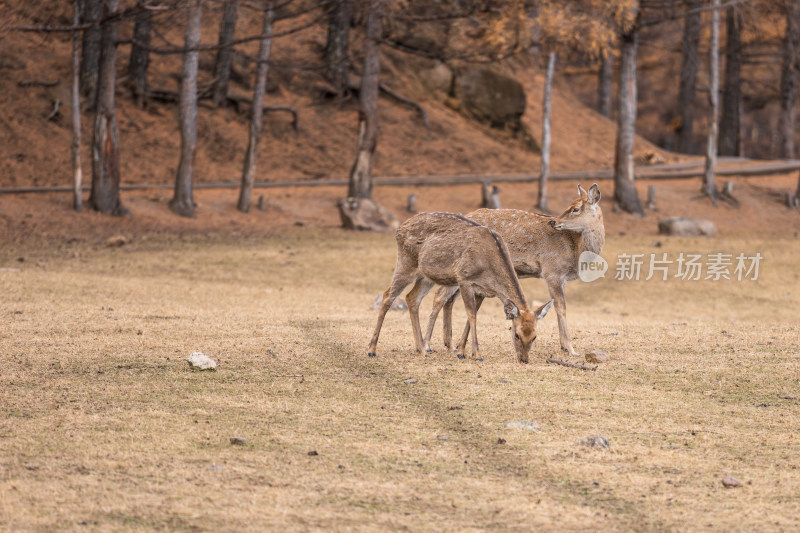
0 3 798 244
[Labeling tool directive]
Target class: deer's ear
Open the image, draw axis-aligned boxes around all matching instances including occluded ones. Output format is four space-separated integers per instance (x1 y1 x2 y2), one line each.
504 300 520 320
536 300 554 320
577 184 586 198
587 184 601 205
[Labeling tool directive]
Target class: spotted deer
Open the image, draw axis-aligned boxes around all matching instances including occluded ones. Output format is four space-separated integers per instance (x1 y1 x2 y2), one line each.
368 212 553 363
424 184 605 358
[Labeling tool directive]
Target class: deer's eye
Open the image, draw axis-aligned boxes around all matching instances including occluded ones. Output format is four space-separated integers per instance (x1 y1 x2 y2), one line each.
514 333 520 340
572 208 580 214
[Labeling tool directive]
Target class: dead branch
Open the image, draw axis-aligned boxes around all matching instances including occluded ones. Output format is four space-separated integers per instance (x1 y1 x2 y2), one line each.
379 83 430 130
141 87 298 132
18 79 59 88
225 93 298 133
46 99 61 121
546 358 598 371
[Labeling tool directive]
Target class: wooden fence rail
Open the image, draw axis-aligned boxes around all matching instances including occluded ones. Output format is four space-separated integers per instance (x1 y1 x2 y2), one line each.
2 158 799 195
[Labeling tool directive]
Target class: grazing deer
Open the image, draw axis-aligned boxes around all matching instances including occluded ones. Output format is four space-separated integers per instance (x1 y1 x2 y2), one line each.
424 184 604 358
368 212 553 363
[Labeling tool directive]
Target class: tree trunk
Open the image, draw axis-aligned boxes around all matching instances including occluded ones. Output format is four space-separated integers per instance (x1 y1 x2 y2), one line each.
170 0 203 218
796 171 800 205
613 12 645 216
237 2 275 213
703 0 721 201
718 5 741 157
79 0 102 104
347 0 382 199
325 0 351 99
212 0 239 107
89 0 126 216
128 8 152 108
538 52 556 212
676 0 701 154
780 0 799 159
72 0 83 212
597 54 612 118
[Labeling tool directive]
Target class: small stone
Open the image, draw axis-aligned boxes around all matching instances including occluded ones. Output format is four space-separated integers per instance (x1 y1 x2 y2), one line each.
187 352 217 371
722 475 742 488
370 294 408 311
497 438 506 445
403 378 418 384
229 437 246 446
578 435 610 448
307 450 319 456
437 435 450 441
505 421 540 432
658 217 716 237
778 395 797 400
106 235 128 247
585 350 610 363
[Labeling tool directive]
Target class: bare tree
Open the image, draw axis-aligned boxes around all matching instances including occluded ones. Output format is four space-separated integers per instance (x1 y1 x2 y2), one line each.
72 0 83 212
170 0 202 218
597 54 612 118
238 1 275 213
89 0 127 215
676 0 701 154
613 4 645 216
79 0 102 104
703 0 720 202
538 51 556 212
718 4 742 156
325 0 351 98
779 0 799 159
212 0 239 107
128 7 153 107
347 0 382 200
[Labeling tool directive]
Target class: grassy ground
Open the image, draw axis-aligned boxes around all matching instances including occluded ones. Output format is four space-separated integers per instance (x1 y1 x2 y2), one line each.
1 229 798 531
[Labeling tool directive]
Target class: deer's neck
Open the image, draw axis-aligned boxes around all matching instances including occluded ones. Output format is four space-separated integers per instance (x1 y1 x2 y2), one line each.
578 223 605 256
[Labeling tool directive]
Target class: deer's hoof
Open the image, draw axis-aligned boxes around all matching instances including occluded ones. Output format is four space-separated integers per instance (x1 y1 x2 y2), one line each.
426 349 432 354
368 352 377 358
475 357 484 362
456 353 466 360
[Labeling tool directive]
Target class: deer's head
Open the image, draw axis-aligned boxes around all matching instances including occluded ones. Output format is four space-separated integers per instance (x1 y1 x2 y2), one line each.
505 299 553 363
550 183 602 233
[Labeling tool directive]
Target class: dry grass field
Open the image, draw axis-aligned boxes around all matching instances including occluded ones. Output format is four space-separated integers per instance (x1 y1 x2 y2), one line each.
1 229 799 531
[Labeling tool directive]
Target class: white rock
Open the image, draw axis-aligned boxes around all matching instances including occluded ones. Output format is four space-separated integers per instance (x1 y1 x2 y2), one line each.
187 352 217 371
578 434 610 448
505 421 541 432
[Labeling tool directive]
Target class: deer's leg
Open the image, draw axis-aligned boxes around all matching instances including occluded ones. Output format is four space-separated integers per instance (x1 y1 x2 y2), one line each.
441 288 459 350
455 294 485 358
367 261 418 357
423 286 459 352
457 288 484 360
547 278 578 357
406 277 435 356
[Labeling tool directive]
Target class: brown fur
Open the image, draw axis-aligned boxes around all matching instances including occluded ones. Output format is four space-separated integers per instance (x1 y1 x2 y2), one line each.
368 212 551 363
424 184 604 357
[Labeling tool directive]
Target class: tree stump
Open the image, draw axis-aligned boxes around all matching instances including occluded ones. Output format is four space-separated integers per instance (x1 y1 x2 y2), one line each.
338 197 399 232
481 181 501 209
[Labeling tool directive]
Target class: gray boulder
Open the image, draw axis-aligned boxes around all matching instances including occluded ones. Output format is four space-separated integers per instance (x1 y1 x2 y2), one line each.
658 217 716 237
338 197 399 233
453 67 526 128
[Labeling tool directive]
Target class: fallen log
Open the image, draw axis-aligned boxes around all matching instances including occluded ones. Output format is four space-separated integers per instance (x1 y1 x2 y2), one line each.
546 357 598 371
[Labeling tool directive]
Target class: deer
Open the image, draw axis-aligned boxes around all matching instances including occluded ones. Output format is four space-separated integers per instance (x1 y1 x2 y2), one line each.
423 184 605 358
367 212 553 363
